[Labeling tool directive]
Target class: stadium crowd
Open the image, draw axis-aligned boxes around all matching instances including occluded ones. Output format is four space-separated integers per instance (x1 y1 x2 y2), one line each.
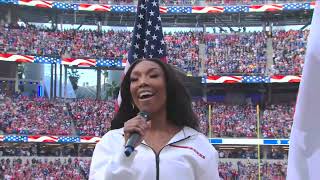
210 102 257 137
1 24 310 76
218 149 258 159
0 157 288 180
205 32 267 75
166 31 202 76
1 25 309 76
0 95 73 135
0 94 296 138
261 104 294 138
0 158 90 180
0 144 94 157
192 99 209 135
68 98 114 136
219 161 287 180
272 30 309 75
0 94 117 136
53 0 308 6
0 25 131 59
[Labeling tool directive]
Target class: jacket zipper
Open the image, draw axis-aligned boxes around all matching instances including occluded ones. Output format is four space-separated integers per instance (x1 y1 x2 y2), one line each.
142 136 191 180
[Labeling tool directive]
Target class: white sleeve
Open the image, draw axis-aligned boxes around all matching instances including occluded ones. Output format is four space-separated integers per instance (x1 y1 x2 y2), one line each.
199 148 220 180
89 131 139 180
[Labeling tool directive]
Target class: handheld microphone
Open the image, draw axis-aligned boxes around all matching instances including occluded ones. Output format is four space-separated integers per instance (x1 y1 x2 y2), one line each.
124 111 149 157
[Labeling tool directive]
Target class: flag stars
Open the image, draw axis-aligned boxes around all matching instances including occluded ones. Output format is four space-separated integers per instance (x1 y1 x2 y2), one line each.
129 0 166 62
140 3 146 9
149 10 155 16
152 34 157 40
146 29 151 35
151 0 157 6
158 48 163 54
138 14 144 19
155 24 160 31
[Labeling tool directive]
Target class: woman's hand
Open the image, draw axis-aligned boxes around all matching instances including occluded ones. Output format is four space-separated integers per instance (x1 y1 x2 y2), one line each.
123 114 151 147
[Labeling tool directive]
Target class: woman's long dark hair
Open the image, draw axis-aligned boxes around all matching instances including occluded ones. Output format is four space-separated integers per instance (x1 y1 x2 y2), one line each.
111 58 199 130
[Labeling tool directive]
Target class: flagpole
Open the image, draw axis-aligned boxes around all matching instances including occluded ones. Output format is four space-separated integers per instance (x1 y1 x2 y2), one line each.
257 104 261 180
208 104 212 138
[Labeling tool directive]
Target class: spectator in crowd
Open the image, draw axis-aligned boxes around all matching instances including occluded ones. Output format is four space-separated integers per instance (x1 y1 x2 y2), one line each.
0 95 72 135
192 99 209 136
218 160 287 180
0 158 90 179
272 30 309 75
261 161 287 180
261 103 294 138
0 25 275 76
69 99 115 136
0 93 211 137
218 149 258 159
0 144 94 157
205 32 267 75
210 102 257 138
165 31 202 76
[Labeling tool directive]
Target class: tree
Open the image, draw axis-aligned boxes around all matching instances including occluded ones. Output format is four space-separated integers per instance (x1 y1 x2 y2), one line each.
68 68 80 91
17 64 25 79
107 81 119 99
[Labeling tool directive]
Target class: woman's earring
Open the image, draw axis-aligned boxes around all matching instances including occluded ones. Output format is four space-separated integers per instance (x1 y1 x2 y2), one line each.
131 103 135 110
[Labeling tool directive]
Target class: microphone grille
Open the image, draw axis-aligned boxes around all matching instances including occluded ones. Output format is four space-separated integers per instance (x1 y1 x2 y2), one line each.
139 111 150 120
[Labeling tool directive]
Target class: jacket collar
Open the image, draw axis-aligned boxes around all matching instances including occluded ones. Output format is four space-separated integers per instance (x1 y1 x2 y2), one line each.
166 126 198 144
119 126 199 145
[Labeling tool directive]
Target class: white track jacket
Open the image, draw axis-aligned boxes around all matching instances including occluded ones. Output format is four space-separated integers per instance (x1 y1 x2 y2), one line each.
89 126 220 180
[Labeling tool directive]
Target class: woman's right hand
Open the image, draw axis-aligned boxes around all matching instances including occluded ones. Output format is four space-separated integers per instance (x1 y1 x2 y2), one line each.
123 114 150 147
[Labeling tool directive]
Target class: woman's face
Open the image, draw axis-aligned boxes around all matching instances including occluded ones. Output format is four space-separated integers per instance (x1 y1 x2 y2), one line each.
129 60 167 114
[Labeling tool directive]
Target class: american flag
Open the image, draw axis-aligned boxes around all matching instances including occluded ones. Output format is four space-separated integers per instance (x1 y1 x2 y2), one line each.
0 0 18 4
34 56 61 64
127 0 167 64
58 136 80 143
224 5 249 13
284 3 310 10
168 6 192 13
111 5 136 13
96 58 122 68
52 2 78 10
28 135 59 143
0 53 34 63
242 76 270 83
3 135 28 142
117 0 167 107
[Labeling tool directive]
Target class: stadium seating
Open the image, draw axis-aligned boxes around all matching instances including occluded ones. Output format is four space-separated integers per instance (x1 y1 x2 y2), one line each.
205 32 267 75
1 25 309 76
0 95 296 138
0 157 90 179
271 30 309 75
0 95 73 135
261 103 295 138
